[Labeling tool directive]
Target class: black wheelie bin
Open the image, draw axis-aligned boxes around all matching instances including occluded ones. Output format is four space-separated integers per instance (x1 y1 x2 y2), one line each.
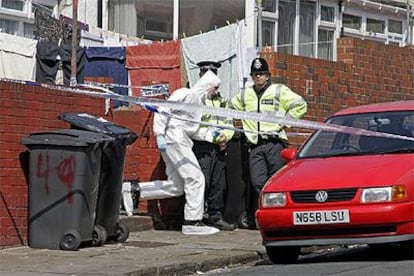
21 129 114 250
58 112 138 244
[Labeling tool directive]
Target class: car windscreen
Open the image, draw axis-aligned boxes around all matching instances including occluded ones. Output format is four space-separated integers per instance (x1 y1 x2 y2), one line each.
297 110 414 158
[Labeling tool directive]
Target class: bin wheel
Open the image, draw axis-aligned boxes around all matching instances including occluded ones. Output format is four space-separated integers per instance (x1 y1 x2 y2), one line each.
115 222 129 243
92 225 107 246
60 230 81 251
238 211 249 229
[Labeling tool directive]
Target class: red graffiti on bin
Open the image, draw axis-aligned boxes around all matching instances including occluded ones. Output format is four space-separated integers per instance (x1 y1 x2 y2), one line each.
36 153 50 194
56 156 76 204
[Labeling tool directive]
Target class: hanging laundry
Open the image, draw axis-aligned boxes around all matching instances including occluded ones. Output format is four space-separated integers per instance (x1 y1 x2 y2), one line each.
59 42 86 85
182 23 241 99
84 47 129 108
0 33 37 81
126 40 181 100
33 9 78 45
35 39 60 84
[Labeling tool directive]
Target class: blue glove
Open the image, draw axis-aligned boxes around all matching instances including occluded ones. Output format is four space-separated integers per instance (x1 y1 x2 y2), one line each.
156 135 167 152
212 128 221 139
212 128 222 144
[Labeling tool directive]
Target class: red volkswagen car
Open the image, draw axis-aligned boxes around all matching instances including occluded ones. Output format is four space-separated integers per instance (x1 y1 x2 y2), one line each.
256 100 414 264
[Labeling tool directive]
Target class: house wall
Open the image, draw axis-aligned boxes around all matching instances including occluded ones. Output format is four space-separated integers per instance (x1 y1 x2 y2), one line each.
264 37 414 146
0 37 413 247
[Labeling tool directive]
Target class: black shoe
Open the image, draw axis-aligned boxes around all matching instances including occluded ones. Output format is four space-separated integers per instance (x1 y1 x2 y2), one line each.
207 216 236 231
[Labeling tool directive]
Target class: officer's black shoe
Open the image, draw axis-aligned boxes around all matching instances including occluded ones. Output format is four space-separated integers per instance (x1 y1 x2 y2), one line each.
206 215 237 231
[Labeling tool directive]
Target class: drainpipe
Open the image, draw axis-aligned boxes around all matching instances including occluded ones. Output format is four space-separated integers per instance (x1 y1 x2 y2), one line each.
71 0 78 86
407 0 412 45
257 0 263 50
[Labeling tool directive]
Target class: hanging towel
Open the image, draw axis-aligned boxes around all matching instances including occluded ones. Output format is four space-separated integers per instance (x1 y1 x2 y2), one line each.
84 47 128 108
182 23 240 99
0 33 37 81
126 40 182 100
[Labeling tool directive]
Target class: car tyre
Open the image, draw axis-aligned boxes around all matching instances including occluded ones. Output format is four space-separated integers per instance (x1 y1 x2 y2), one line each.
266 246 300 264
399 240 414 259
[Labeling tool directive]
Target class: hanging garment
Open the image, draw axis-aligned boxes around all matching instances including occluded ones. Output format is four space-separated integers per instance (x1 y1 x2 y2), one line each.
34 9 77 45
126 40 181 101
84 47 128 108
59 42 86 85
0 33 37 81
182 23 241 99
35 39 60 83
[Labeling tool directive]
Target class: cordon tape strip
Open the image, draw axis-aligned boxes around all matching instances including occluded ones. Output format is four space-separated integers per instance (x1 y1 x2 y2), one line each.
2 78 414 142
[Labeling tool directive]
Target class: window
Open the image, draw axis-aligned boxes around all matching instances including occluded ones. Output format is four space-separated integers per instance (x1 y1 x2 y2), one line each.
299 0 316 57
318 29 334 60
389 19 402 34
277 0 295 54
263 20 275 47
24 22 33 38
343 14 361 30
321 5 334 22
262 0 276 13
144 17 172 40
109 0 245 40
0 18 19 35
367 18 384 34
1 0 24 11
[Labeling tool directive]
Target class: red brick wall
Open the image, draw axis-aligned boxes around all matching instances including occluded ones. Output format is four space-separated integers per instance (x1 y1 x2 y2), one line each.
1 37 413 247
0 82 107 247
262 37 414 146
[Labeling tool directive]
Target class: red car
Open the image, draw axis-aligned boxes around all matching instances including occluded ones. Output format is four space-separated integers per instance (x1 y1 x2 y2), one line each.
256 100 414 264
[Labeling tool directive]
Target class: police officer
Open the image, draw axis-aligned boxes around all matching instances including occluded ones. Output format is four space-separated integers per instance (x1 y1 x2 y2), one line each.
229 57 308 228
192 61 236 231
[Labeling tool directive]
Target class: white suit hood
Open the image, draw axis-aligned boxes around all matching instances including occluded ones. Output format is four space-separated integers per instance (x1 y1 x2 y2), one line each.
152 70 221 147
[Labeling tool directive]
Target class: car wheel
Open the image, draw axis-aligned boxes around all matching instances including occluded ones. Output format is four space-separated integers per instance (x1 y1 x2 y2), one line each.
369 241 414 259
266 246 300 264
399 240 414 259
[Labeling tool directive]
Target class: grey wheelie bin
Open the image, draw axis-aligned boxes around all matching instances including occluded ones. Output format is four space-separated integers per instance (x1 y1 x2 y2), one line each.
21 129 114 250
58 112 138 244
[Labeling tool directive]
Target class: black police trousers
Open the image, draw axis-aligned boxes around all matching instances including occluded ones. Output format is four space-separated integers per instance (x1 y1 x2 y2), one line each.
247 139 288 224
193 140 227 217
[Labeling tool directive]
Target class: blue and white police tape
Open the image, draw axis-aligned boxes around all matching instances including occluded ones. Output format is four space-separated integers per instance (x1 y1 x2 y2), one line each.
78 82 170 97
2 78 413 142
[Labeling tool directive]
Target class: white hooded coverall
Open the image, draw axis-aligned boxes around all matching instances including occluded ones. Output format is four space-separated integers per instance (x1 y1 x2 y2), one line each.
139 71 221 221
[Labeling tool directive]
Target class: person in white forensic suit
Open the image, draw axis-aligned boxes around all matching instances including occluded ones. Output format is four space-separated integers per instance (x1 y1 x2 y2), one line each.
137 70 222 235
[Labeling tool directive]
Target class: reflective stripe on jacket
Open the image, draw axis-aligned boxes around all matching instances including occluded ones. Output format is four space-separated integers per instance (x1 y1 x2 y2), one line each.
199 95 234 141
230 83 307 144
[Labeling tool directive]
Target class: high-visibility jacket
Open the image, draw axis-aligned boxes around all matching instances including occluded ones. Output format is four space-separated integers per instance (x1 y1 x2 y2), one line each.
230 83 307 144
197 94 235 142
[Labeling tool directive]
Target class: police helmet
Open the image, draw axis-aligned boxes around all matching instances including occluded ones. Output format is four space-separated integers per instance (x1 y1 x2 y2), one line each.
197 61 221 75
250 58 269 76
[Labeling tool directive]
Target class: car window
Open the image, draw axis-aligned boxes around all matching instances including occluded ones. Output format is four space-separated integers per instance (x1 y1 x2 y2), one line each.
298 111 414 158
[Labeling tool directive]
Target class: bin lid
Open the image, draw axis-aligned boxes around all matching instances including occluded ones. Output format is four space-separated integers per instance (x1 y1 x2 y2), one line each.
21 129 115 147
58 112 138 145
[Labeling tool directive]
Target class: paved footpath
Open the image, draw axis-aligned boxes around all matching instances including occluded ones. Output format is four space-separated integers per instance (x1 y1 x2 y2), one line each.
0 228 266 276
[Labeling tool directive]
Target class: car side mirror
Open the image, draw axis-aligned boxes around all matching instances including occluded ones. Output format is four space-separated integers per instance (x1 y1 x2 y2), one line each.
281 148 297 161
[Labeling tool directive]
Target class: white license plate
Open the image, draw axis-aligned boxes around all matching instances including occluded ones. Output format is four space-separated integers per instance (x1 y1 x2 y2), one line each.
293 210 350 225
